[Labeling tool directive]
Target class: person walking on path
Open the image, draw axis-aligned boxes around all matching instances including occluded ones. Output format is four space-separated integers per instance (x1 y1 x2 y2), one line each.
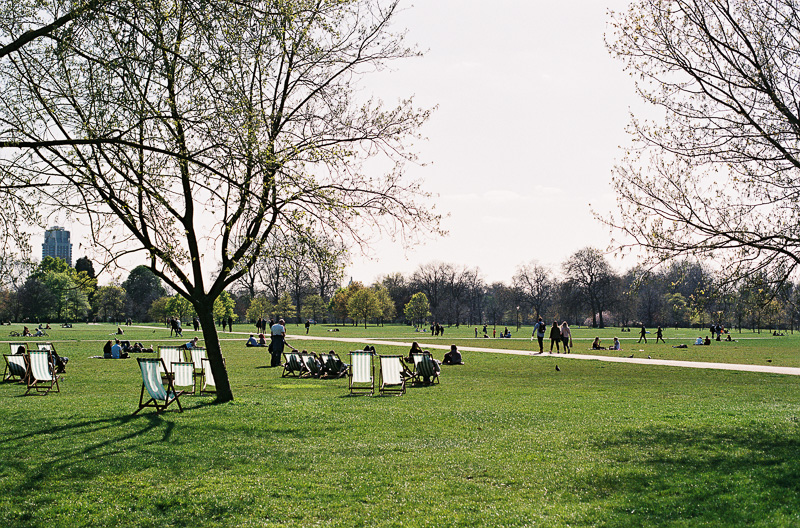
656 326 665 343
270 318 287 367
638 323 647 344
549 321 561 353
561 322 572 353
532 316 546 354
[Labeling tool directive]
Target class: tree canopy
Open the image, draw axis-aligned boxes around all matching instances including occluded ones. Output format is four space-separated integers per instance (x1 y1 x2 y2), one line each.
607 0 800 284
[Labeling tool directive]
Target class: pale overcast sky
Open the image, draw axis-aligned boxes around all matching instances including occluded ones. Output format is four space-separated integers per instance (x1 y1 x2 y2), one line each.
34 1 646 286
343 0 646 284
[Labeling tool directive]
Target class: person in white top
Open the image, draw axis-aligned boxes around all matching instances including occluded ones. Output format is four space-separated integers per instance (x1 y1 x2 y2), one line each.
270 319 287 367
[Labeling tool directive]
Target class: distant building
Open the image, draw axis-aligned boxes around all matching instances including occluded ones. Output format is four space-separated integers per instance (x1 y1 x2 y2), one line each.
42 226 73 267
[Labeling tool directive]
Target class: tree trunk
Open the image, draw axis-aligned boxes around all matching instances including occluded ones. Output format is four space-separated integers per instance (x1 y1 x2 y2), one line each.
196 300 234 403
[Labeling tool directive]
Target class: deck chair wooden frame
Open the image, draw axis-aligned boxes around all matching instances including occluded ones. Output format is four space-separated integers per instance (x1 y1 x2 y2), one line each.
3 353 29 383
281 350 304 377
25 350 60 395
414 352 440 385
378 355 406 396
134 357 183 414
324 352 348 379
348 351 374 395
200 357 225 395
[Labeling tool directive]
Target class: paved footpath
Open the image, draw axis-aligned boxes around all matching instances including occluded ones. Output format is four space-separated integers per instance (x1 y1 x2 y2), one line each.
283 334 800 377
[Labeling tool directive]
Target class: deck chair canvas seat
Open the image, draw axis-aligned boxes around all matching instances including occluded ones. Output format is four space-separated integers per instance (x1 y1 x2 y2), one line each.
3 353 29 383
200 357 225 394
157 346 182 379
172 361 196 394
415 352 440 385
282 351 303 377
348 351 374 395
134 357 183 414
378 355 406 395
323 352 348 378
25 350 59 395
185 347 207 385
300 352 322 378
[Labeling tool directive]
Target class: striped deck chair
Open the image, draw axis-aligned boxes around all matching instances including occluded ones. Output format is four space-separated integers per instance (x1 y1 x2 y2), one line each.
414 352 440 386
186 347 207 385
300 352 322 378
322 352 348 378
134 357 183 414
200 357 225 395
281 350 304 377
37 342 56 353
172 361 196 394
158 346 182 379
378 355 406 396
348 351 374 395
25 350 59 395
3 353 29 383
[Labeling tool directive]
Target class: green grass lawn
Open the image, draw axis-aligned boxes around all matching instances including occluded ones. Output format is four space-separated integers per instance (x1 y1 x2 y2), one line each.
2 323 800 527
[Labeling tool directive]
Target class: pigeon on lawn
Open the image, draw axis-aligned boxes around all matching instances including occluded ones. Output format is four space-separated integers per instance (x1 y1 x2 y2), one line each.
555 365 561 372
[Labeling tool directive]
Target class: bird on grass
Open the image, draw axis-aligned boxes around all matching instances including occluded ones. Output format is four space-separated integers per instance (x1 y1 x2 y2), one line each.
627 354 634 358
555 365 560 372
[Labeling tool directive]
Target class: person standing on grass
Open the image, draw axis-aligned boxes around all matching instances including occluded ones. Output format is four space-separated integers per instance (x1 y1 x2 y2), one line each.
532 316 546 354
305 319 311 334
656 326 665 343
638 323 647 343
270 318 287 367
560 322 572 353
549 321 561 353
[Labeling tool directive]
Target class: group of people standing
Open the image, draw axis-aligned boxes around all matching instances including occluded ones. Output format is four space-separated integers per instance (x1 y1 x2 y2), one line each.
532 317 572 354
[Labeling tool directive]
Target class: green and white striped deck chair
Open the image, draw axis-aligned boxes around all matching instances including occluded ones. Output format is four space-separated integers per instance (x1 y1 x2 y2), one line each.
200 357 225 394
134 357 183 414
323 352 348 378
172 361 196 395
157 346 182 378
8 343 27 355
25 350 59 395
348 351 374 395
414 352 440 386
3 352 28 383
37 342 56 353
378 355 406 396
300 352 322 378
281 350 303 377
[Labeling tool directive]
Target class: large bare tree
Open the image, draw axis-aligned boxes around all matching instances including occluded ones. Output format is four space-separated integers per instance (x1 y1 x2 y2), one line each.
607 0 800 284
0 0 438 402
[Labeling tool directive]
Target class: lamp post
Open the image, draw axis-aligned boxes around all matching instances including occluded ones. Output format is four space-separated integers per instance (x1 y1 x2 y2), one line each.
516 306 520 331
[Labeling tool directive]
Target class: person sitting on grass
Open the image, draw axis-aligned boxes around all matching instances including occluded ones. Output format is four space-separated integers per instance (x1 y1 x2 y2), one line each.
405 342 423 363
103 340 113 359
703 336 711 346
33 328 45 337
22 326 31 337
610 337 621 351
725 334 734 342
591 337 606 350
111 339 129 359
694 337 704 345
443 344 464 365
246 334 260 347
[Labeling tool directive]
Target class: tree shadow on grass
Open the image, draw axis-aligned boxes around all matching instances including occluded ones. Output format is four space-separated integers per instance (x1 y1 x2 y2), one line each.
575 422 800 526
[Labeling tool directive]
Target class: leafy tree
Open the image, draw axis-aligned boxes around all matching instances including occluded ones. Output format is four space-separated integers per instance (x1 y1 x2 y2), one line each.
404 292 431 329
122 265 166 322
329 282 364 325
94 285 126 321
75 257 96 279
166 295 194 323
274 293 296 323
246 297 274 325
301 294 328 323
213 291 236 326
0 0 437 402
607 0 800 283
372 284 396 325
562 248 618 328
147 296 170 323
348 288 380 328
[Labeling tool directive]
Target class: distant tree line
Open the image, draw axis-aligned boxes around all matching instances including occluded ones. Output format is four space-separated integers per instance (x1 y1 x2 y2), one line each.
3 247 800 332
